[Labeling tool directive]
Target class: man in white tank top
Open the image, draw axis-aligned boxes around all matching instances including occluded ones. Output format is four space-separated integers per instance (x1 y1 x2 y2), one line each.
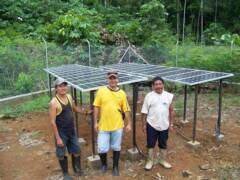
141 76 174 171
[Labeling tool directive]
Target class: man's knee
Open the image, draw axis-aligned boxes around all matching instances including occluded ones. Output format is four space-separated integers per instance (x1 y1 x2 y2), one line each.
111 144 121 151
98 145 109 153
56 146 66 158
147 137 157 148
158 139 168 149
57 156 65 160
72 153 80 157
69 143 81 155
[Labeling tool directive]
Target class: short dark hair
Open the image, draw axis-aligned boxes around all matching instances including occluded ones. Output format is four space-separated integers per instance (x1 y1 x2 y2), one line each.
152 76 164 85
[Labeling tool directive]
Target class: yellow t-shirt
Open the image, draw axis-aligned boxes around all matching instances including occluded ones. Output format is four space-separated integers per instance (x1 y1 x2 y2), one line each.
93 87 131 131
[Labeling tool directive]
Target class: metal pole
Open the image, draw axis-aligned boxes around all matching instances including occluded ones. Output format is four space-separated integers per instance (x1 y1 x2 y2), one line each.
217 79 223 135
42 38 50 91
192 85 199 142
118 46 130 63
176 40 179 67
183 85 187 122
73 88 79 137
90 91 96 156
79 91 83 106
70 86 74 98
148 82 152 91
48 74 52 99
42 38 49 68
84 39 91 66
122 85 126 91
132 83 139 150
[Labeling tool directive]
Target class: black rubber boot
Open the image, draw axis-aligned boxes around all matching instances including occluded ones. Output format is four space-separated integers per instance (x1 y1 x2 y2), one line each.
99 153 107 174
112 151 120 176
59 156 72 180
71 155 84 176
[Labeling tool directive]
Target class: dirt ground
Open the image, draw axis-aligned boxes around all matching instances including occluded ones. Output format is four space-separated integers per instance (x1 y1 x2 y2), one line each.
0 94 240 180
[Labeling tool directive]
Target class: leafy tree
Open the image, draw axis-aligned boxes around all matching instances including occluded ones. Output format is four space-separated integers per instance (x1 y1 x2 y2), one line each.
45 8 103 45
16 72 33 93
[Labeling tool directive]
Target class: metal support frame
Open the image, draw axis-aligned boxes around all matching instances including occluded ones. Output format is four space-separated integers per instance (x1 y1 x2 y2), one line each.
42 38 50 92
122 85 126 91
192 85 199 142
132 83 139 150
90 91 96 156
73 88 79 137
70 86 74 98
79 91 83 106
183 85 187 122
118 43 149 64
83 39 91 66
216 79 223 137
48 74 52 99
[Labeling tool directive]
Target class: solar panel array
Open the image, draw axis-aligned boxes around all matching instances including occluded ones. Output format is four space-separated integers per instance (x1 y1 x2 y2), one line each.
44 63 234 92
44 64 148 92
103 63 234 86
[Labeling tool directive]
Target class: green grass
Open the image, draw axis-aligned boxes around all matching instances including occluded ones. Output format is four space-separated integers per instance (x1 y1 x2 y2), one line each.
0 92 92 118
0 95 50 117
31 131 43 139
0 90 239 119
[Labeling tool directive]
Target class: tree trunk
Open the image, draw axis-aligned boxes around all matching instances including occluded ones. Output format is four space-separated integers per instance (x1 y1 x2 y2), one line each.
214 0 218 27
176 0 180 41
196 8 200 44
200 0 204 45
182 0 187 44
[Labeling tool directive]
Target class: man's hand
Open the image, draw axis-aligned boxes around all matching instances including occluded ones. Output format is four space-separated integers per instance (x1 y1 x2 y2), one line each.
75 105 82 113
169 124 174 131
94 123 99 133
125 123 132 133
56 138 64 147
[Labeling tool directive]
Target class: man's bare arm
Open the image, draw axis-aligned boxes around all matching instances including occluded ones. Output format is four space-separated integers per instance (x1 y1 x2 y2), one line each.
49 102 63 146
141 113 147 133
169 102 175 128
124 111 132 132
94 106 100 132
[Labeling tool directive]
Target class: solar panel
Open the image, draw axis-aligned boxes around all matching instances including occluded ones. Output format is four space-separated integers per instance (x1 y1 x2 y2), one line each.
103 63 234 86
44 64 148 92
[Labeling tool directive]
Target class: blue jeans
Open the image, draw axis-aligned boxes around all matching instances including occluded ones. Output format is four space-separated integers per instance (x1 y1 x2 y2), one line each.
56 130 81 158
97 128 123 153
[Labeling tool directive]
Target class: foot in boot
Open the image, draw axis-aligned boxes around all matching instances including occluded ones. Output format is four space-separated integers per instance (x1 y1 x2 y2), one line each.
159 150 172 169
145 148 154 171
159 159 172 169
99 153 107 174
112 151 120 176
71 155 85 176
101 165 107 174
144 160 153 170
59 156 72 180
63 174 72 180
112 166 119 176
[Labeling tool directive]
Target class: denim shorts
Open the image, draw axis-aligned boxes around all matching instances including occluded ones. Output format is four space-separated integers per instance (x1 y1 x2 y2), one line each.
97 128 123 153
56 129 81 158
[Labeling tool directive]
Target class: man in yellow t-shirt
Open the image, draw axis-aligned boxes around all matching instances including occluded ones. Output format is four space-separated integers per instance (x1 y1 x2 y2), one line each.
93 70 132 176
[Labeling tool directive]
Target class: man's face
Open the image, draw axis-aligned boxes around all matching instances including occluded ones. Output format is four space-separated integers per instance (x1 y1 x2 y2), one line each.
153 80 164 93
108 75 119 88
56 83 68 95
